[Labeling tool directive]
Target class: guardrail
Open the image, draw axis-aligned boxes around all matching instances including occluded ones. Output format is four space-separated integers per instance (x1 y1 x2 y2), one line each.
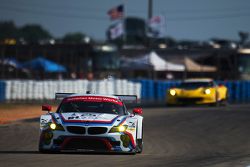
0 79 249 103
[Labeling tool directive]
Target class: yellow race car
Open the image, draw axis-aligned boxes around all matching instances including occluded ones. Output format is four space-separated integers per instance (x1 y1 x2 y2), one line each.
166 79 228 106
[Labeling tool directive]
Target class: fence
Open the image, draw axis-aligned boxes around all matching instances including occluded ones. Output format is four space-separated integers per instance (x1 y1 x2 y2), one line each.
0 79 250 103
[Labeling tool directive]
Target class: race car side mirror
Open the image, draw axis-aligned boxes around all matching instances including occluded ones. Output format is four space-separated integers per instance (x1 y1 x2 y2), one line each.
42 105 52 112
133 108 143 115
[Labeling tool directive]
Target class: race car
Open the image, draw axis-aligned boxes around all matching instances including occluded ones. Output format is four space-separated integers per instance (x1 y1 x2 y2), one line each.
39 93 143 154
166 78 228 106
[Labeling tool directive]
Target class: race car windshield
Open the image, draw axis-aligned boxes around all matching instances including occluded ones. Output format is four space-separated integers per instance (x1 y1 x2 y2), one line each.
58 101 125 115
179 82 213 89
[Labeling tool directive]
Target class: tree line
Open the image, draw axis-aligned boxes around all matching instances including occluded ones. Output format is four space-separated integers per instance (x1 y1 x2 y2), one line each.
0 21 89 44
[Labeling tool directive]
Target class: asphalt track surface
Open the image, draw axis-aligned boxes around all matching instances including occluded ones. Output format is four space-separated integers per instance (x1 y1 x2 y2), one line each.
1 104 250 167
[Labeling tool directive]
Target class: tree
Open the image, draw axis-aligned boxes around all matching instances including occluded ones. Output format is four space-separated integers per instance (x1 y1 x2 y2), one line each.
19 24 52 44
0 21 18 40
62 32 87 43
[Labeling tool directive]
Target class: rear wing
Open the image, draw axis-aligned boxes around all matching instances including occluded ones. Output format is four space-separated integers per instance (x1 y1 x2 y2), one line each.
55 93 75 100
114 95 138 104
55 93 138 104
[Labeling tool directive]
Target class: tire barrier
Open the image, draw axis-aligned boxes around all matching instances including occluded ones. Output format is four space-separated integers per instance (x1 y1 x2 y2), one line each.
1 79 141 102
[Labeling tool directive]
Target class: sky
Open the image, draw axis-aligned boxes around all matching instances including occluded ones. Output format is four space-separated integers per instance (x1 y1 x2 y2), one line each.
0 0 250 41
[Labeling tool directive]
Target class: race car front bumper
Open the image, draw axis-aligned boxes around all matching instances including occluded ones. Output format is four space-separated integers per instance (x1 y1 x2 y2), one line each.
166 94 216 105
39 129 136 153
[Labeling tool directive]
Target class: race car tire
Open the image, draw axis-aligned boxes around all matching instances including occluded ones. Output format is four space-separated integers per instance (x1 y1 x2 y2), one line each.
220 92 229 106
135 124 143 153
210 91 219 107
136 139 143 153
210 100 218 107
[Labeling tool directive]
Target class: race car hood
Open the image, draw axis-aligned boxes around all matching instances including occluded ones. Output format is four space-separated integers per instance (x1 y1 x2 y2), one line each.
56 112 120 125
179 87 204 95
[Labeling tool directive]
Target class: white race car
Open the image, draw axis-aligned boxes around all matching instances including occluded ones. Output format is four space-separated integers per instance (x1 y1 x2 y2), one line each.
39 93 143 154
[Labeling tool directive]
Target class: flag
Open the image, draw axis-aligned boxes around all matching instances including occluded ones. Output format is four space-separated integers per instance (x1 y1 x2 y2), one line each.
110 22 124 39
147 15 166 38
107 4 124 20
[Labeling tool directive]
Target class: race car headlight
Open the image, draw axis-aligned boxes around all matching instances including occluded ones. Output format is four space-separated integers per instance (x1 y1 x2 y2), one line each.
50 123 56 130
109 125 128 133
118 125 126 132
204 88 211 95
169 89 176 96
49 123 65 131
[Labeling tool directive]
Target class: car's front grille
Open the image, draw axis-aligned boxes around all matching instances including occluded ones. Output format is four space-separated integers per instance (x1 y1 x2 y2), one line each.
62 138 109 150
66 126 86 134
88 127 108 135
177 97 203 103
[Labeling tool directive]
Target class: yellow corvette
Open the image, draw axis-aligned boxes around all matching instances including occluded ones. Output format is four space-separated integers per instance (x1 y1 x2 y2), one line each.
166 79 228 106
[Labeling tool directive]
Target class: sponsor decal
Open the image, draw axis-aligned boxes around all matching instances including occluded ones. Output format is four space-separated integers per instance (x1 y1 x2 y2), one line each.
63 96 123 106
128 122 136 128
59 113 119 124
40 119 48 128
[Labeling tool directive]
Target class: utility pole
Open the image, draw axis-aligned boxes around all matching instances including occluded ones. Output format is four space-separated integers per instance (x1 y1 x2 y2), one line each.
148 0 153 19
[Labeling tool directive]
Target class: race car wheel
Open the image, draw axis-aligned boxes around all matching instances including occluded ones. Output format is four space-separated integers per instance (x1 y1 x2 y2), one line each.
135 124 143 153
136 139 143 153
220 91 229 106
210 91 219 107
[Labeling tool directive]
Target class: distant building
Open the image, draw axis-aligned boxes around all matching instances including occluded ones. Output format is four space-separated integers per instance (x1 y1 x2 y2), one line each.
107 17 147 47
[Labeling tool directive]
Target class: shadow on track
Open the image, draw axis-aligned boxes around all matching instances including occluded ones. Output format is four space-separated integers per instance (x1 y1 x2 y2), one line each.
0 150 135 155
0 151 39 154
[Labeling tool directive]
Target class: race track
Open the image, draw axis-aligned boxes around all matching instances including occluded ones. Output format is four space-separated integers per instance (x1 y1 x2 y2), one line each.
1 104 250 167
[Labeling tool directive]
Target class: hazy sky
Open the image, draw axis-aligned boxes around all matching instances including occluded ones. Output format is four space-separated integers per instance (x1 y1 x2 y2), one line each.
0 0 250 41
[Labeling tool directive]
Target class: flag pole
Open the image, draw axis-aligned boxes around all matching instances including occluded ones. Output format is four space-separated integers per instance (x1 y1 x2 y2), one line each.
148 0 153 48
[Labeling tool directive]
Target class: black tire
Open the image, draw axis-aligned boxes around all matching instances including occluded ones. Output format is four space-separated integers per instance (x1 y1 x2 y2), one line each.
220 91 229 106
210 101 218 107
136 139 143 153
135 123 143 153
210 91 219 107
